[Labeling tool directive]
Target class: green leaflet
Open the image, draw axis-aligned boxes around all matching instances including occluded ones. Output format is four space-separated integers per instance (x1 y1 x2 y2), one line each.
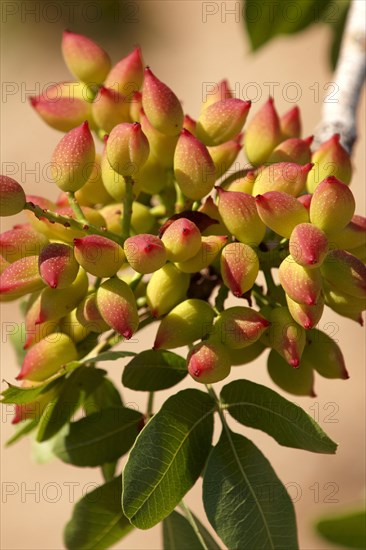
64 476 134 550
221 379 337 453
122 389 215 529
203 429 298 549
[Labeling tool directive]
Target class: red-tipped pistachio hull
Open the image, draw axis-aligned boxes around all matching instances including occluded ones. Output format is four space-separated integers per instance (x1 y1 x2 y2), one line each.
309 176 355 234
320 249 366 299
220 242 259 297
252 162 312 197
217 188 265 245
176 235 227 273
212 306 270 349
142 67 184 136
39 243 79 289
0 224 48 262
279 255 322 305
154 299 216 350
289 223 329 268
146 263 190 317
187 341 231 384
51 121 95 192
62 30 111 84
261 306 306 367
161 218 202 262
74 235 125 278
96 277 139 338
17 333 77 382
174 129 216 200
106 122 149 178
0 176 26 217
0 256 45 301
124 234 166 274
196 98 251 146
244 97 281 165
307 134 352 193
255 191 309 239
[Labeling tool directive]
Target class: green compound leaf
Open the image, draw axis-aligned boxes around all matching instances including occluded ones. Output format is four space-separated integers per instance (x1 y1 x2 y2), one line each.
203 429 298 550
36 367 106 443
243 0 349 68
163 510 221 550
122 349 188 391
84 350 137 363
122 389 215 529
53 406 143 467
1 376 64 404
64 476 134 550
221 379 337 454
315 507 366 549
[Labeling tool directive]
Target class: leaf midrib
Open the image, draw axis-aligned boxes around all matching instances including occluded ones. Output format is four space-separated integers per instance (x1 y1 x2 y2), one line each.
127 406 215 521
224 399 334 449
221 424 275 550
58 417 140 453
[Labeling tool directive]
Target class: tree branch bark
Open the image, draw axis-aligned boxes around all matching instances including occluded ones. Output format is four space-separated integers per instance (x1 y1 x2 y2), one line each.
313 0 366 153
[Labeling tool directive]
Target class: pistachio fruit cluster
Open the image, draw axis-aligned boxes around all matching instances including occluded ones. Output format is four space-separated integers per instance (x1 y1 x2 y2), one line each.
1 31 365 414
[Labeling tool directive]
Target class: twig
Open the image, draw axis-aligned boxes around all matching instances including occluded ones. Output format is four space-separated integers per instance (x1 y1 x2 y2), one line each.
313 0 366 152
66 191 88 224
24 202 122 245
121 176 134 244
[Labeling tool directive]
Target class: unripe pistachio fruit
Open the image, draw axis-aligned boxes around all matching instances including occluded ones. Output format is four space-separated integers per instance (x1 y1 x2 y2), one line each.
306 134 352 193
302 329 349 379
174 129 216 200
106 122 149 177
320 250 366 299
124 234 166 274
244 97 281 165
0 176 26 217
92 86 130 133
146 263 190 317
51 121 95 192
161 218 202 262
176 235 227 273
39 243 79 289
217 187 265 246
17 333 78 382
289 223 329 268
255 191 309 239
220 242 259 297
309 176 355 234
279 255 322 305
0 256 45 301
142 67 184 136
196 98 251 146
74 235 125 278
96 277 139 339
268 136 313 164
154 299 216 350
261 306 306 367
36 267 89 324
62 30 111 85
76 293 110 333
104 46 144 93
286 294 324 330
0 224 48 263
211 306 270 349
187 341 231 384
252 162 312 197
267 349 315 397
280 106 301 139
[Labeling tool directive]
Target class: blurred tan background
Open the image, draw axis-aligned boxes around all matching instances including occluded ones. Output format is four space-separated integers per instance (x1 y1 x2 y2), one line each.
1 1 365 549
